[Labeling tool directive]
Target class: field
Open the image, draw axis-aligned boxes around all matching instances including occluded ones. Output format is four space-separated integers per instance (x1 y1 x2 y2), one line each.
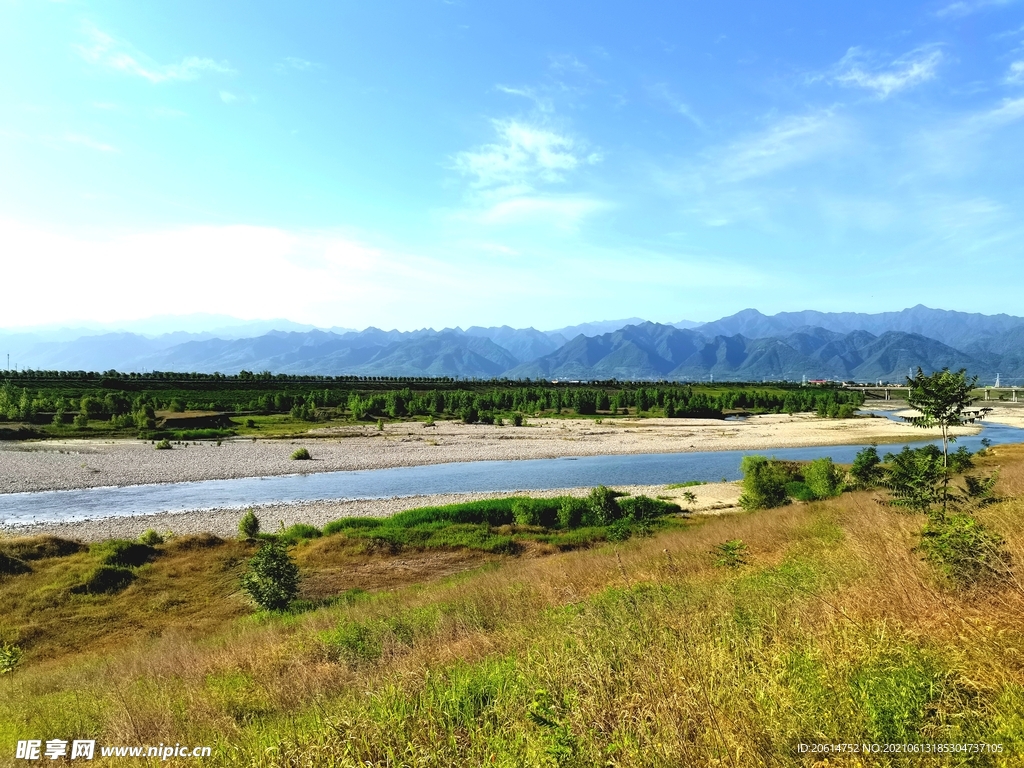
2 448 1024 765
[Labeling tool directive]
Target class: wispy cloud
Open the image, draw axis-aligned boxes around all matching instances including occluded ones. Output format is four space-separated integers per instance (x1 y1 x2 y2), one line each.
936 0 1017 18
709 111 842 184
495 85 554 113
1007 60 1024 84
819 46 943 98
451 119 600 191
647 83 704 129
219 90 238 104
276 56 319 72
75 23 235 84
62 133 117 152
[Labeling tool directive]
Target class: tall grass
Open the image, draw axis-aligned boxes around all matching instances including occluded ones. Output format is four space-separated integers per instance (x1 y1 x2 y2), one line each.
3 465 1024 765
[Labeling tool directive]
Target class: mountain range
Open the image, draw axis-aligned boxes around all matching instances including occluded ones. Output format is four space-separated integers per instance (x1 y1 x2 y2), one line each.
1 306 1022 383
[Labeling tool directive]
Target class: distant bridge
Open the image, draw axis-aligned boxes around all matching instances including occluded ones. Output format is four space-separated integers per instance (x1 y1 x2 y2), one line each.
846 386 1019 403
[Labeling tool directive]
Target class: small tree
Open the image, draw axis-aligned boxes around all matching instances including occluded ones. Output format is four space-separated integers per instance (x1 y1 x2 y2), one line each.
239 509 260 540
0 642 23 676
904 368 977 468
240 541 300 610
850 445 884 488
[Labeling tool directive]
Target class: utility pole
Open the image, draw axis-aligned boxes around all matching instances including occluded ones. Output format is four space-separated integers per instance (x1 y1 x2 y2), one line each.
996 373 1001 389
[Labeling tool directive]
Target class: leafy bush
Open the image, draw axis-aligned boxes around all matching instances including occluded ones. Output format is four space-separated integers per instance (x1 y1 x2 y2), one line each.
245 418 257 428
138 529 164 546
240 541 300 611
512 499 540 527
739 456 793 511
278 523 322 545
0 642 24 675
583 485 623 526
323 517 384 535
785 481 817 502
95 539 155 568
617 495 679 521
804 457 844 499
713 539 749 568
155 439 172 450
557 497 587 529
918 513 1012 589
238 509 260 540
72 565 135 594
851 445 884 488
512 412 524 427
949 446 974 474
290 447 311 460
884 446 944 513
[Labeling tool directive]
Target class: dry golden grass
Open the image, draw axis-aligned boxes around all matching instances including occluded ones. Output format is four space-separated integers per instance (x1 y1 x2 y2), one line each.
2 451 1024 765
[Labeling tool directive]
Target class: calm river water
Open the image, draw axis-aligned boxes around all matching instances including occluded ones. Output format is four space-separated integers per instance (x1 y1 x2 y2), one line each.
2 413 1021 526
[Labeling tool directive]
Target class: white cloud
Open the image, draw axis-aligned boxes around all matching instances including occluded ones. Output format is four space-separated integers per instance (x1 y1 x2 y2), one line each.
647 83 704 129
219 90 238 104
823 46 943 98
451 119 599 190
710 111 842 184
1007 61 1024 84
936 0 1017 18
62 133 117 152
495 85 554 113
75 23 235 84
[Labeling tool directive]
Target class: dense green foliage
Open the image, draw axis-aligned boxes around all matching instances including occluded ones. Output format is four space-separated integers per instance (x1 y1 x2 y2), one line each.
240 542 301 611
803 457 845 499
316 493 682 554
238 510 260 540
290 447 312 460
0 372 864 438
739 456 795 510
850 445 884 488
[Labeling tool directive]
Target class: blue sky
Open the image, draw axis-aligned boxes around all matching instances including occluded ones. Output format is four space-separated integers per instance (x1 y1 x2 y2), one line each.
2 0 1023 331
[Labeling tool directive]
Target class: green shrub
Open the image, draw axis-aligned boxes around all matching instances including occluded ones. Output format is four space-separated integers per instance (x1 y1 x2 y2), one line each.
851 445 884 488
73 565 135 594
739 456 792 510
290 447 311 460
557 497 587 529
804 457 844 499
278 523 322 545
323 517 384 535
949 446 974 474
0 642 24 675
245 418 257 428
155 439 172 450
94 539 155 568
785 481 817 502
238 509 260 540
512 499 540 527
512 412 524 427
138 529 164 546
583 486 623 526
713 539 748 568
240 541 300 611
918 513 1012 589
617 495 679 521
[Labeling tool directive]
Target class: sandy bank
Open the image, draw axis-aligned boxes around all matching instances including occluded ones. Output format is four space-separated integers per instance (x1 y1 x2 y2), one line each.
0 413 977 495
5 481 744 542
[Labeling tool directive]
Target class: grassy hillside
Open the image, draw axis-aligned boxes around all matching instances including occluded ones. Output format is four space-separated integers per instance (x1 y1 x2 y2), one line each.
3 453 1024 765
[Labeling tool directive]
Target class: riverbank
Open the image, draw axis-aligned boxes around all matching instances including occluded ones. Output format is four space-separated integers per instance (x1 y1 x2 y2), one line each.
3 481 743 542
0 410 979 495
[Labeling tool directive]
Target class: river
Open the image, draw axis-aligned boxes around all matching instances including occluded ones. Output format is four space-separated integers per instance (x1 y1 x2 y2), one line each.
1 412 1021 527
